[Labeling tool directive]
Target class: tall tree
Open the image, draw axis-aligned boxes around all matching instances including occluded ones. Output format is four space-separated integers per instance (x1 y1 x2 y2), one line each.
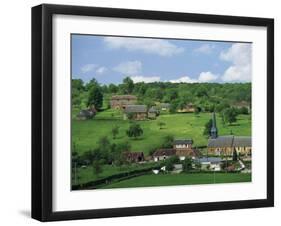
223 107 238 125
203 119 213 137
182 157 193 172
87 85 103 110
122 77 134 94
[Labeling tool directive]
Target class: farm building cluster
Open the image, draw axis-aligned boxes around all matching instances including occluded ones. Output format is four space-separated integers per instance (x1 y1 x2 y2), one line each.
121 112 252 173
75 95 252 174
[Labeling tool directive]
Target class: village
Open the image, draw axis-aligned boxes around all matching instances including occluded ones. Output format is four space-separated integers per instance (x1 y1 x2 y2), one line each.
72 93 252 189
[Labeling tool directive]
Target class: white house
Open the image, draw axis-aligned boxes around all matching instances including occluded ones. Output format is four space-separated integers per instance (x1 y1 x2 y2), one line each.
197 157 222 171
153 149 176 162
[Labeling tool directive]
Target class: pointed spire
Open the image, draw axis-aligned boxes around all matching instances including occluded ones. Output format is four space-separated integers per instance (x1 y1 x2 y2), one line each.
210 112 218 139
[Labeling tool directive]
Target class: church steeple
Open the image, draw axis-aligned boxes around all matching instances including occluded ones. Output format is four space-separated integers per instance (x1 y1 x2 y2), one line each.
210 112 218 139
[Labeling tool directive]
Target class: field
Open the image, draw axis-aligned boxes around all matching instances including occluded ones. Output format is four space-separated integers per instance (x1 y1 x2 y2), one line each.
72 109 251 155
102 173 252 189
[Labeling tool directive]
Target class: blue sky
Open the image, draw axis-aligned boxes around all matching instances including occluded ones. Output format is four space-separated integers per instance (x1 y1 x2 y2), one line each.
72 34 252 85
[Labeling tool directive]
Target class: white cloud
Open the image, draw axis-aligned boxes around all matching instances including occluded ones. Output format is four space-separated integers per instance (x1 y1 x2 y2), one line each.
170 71 218 83
96 66 108 75
81 64 97 73
170 76 198 83
194 44 215 54
113 61 142 75
130 76 160 83
198 71 218 82
220 43 252 82
104 37 184 57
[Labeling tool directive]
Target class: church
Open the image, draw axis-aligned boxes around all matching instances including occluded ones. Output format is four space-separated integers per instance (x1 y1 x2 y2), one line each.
207 112 252 157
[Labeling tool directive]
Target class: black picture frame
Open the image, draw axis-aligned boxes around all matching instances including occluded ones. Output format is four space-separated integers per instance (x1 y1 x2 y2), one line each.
32 4 274 222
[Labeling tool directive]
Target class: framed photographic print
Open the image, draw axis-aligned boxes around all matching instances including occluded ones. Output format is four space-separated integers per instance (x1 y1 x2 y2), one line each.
32 4 274 221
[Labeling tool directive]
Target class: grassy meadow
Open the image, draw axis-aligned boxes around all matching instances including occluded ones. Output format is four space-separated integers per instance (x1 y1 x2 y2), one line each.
72 109 251 155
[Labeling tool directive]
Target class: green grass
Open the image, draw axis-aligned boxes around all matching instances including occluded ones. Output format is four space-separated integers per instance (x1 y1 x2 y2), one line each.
102 173 252 189
72 162 158 185
72 110 251 155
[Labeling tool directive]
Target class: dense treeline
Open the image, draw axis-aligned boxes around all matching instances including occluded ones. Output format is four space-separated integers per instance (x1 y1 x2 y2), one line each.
72 77 251 114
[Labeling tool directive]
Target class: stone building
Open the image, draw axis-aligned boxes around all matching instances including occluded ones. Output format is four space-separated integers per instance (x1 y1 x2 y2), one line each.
207 112 252 157
123 105 148 120
110 95 137 109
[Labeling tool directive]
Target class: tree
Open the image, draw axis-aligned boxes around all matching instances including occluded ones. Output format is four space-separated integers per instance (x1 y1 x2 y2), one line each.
72 79 84 91
165 160 174 171
162 135 174 148
122 77 134 94
194 161 202 171
126 123 143 139
233 149 238 161
182 157 193 172
92 160 103 177
169 101 178 114
87 85 103 110
85 78 99 91
111 125 119 139
168 89 178 101
238 106 249 114
165 156 180 171
108 83 118 93
223 107 238 125
157 121 166 129
203 119 212 137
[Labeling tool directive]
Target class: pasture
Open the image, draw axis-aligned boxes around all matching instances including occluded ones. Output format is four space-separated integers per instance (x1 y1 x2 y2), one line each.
72 109 251 155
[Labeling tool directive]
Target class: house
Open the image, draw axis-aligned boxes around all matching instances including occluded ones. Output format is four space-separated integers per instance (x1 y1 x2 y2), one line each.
173 139 193 150
177 103 196 113
196 157 222 171
207 112 252 157
233 136 252 156
76 107 96 120
160 103 171 111
175 148 200 160
153 149 176 162
123 105 148 120
110 95 137 109
172 164 183 173
208 136 235 156
123 152 145 163
148 106 159 119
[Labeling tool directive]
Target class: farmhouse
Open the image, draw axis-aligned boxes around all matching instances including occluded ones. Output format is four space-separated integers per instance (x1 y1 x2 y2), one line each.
196 157 222 171
173 139 193 150
148 106 159 119
153 149 176 162
123 152 145 163
176 148 200 160
110 95 137 109
207 112 252 156
177 103 196 113
123 105 148 120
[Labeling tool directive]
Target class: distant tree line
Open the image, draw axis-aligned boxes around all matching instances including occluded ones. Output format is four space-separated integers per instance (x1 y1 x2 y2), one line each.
72 76 251 114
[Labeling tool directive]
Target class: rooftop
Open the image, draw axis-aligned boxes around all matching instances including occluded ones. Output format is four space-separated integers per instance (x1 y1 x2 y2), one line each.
153 149 176 157
124 105 147 113
208 135 252 148
111 95 137 100
174 139 193 145
197 157 222 163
